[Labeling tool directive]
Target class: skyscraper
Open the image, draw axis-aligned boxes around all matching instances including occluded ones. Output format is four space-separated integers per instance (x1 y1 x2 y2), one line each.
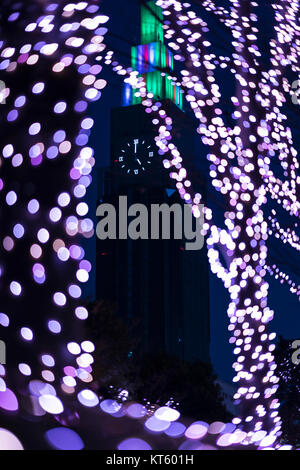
96 0 210 363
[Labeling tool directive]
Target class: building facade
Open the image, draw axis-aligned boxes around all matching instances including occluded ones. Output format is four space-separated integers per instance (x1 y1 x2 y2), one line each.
96 1 210 363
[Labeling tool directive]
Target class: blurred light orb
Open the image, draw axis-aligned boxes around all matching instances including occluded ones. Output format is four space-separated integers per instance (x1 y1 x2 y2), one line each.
32 82 45 94
54 101 67 114
94 78 106 90
155 406 180 422
0 429 23 450
29 122 41 135
75 100 88 113
0 378 6 392
41 355 55 368
49 207 62 223
185 422 208 440
53 239 65 252
3 144 14 158
10 281 22 296
47 146 59 159
28 199 40 214
77 369 93 383
37 228 50 244
58 247 70 262
39 395 64 415
63 376 76 387
77 389 99 408
76 269 89 283
41 43 58 55
42 371 55 382
75 306 88 320
259 435 277 448
76 353 93 368
209 422 226 435
219 422 236 434
53 130 66 143
15 95 26 107
45 428 84 450
53 292 66 306
81 341 95 353
48 320 61 334
6 191 17 206
59 141 71 154
100 399 122 415
230 430 247 444
0 388 19 412
3 237 14 251
164 422 186 438
33 263 45 279
68 284 81 298
145 416 170 433
76 202 88 216
25 23 37 32
76 134 89 146
81 117 94 129
80 260 91 272
118 438 151 451
18 364 31 376
217 433 234 447
58 192 70 207
29 380 56 397
20 327 33 341
251 430 267 443
13 224 25 239
0 313 9 327
67 342 81 355
7 110 18 122
30 244 42 259
12 154 23 167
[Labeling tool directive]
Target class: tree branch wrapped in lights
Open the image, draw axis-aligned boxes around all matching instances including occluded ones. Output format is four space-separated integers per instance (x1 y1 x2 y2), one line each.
112 0 300 440
0 0 299 451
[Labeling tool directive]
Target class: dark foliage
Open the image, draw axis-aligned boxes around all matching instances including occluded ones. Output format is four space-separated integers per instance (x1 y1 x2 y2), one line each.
86 300 232 423
86 299 138 390
274 336 300 447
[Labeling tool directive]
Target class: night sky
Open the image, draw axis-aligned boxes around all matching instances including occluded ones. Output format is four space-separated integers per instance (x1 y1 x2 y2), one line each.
84 0 300 382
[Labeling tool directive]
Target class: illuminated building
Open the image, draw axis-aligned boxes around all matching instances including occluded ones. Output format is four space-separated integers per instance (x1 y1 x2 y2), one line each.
96 1 210 363
123 1 183 109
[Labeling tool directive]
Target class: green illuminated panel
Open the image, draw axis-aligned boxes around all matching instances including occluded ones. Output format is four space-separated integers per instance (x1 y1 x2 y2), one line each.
141 1 164 45
130 72 183 110
146 71 163 98
160 43 167 69
179 88 183 109
131 86 141 106
127 1 183 110
131 43 173 73
165 75 173 101
131 46 137 72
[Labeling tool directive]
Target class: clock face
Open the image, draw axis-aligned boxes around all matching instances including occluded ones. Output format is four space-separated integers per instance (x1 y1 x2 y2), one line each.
115 137 156 176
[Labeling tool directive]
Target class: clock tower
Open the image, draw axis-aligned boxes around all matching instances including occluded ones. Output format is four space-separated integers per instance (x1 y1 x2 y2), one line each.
96 1 210 363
